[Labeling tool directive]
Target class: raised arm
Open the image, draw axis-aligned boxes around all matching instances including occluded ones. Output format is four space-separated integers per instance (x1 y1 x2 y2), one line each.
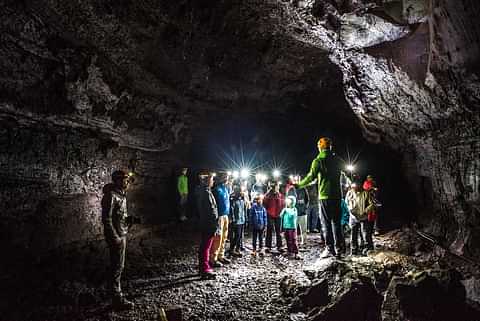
298 157 320 189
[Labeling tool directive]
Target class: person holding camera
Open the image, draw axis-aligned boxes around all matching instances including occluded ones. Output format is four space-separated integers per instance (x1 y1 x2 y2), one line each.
101 170 135 310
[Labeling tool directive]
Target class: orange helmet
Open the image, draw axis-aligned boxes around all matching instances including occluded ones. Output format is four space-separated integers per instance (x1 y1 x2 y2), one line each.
317 137 332 150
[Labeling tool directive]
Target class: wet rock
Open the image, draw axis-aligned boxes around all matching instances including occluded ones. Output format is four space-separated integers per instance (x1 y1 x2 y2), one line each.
293 279 329 311
461 277 480 305
382 269 480 321
292 259 383 320
310 279 382 321
339 13 410 49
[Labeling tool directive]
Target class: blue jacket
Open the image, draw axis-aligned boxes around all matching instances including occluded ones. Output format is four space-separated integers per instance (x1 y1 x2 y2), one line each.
249 203 267 230
214 183 230 216
230 197 247 225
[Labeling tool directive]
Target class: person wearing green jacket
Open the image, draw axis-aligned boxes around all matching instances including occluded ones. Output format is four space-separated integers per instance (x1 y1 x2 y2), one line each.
297 137 345 258
177 167 189 222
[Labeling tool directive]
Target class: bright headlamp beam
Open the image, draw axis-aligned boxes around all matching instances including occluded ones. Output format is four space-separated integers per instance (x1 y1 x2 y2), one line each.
346 164 355 172
240 168 250 179
232 171 240 179
273 169 281 178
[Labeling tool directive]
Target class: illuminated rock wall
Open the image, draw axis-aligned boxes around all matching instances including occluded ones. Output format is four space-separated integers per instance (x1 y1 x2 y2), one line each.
1 0 479 258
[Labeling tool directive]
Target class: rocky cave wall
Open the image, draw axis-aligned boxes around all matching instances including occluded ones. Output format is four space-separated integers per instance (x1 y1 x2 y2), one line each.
1 0 479 259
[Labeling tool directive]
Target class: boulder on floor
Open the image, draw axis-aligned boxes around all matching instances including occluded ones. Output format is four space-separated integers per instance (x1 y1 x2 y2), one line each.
382 269 480 321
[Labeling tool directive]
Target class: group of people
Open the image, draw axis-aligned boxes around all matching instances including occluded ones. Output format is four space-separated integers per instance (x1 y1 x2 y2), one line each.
99 136 380 310
193 137 380 279
195 172 304 279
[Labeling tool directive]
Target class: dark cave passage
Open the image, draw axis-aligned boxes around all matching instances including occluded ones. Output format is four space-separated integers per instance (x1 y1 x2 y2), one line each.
1 0 480 320
189 109 417 230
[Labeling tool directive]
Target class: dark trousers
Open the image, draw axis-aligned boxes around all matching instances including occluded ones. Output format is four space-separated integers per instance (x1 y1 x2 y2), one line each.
199 231 215 273
230 224 244 252
266 216 282 249
252 228 265 251
307 204 320 231
319 199 345 253
107 236 127 298
284 229 298 254
351 220 373 251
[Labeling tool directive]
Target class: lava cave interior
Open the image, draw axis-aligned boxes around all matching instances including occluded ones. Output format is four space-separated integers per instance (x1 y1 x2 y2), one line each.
1 0 480 321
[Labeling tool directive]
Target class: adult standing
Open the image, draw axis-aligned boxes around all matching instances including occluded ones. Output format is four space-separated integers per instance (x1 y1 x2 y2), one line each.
101 170 135 310
295 176 310 245
177 167 189 222
363 175 380 235
263 182 285 253
297 137 345 258
195 171 218 279
306 184 320 233
211 173 231 266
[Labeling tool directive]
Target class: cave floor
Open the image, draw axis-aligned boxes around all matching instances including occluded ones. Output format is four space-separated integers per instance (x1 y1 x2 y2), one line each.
2 224 476 321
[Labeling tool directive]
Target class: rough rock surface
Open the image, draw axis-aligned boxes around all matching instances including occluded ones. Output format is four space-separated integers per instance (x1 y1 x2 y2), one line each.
0 0 479 264
1 226 477 321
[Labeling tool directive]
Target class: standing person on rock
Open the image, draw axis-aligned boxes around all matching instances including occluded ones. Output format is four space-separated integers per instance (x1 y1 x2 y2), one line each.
101 170 135 310
263 182 285 253
296 137 346 258
177 167 189 222
211 173 231 267
195 171 219 279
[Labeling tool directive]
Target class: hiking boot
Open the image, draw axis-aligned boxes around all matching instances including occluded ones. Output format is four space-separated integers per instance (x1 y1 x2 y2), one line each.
112 296 135 311
350 249 358 256
320 248 335 259
362 248 373 256
219 257 231 264
264 248 271 253
294 254 302 260
210 260 223 268
233 250 243 257
200 270 216 280
251 251 257 257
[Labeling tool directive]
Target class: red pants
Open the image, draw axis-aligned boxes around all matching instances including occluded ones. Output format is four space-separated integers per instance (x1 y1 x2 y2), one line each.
284 229 298 254
199 231 215 273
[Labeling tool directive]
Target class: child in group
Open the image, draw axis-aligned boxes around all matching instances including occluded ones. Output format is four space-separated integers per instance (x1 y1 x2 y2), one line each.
229 185 247 257
280 196 301 260
345 182 376 256
249 195 267 256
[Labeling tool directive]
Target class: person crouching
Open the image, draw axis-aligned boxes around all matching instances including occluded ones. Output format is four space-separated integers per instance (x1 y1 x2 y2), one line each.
280 196 301 260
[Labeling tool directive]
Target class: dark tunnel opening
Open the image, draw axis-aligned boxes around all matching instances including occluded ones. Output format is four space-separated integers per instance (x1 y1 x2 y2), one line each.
188 108 417 231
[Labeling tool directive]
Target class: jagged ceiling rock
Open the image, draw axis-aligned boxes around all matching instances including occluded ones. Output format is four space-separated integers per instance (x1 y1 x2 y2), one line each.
339 13 410 49
0 0 479 258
